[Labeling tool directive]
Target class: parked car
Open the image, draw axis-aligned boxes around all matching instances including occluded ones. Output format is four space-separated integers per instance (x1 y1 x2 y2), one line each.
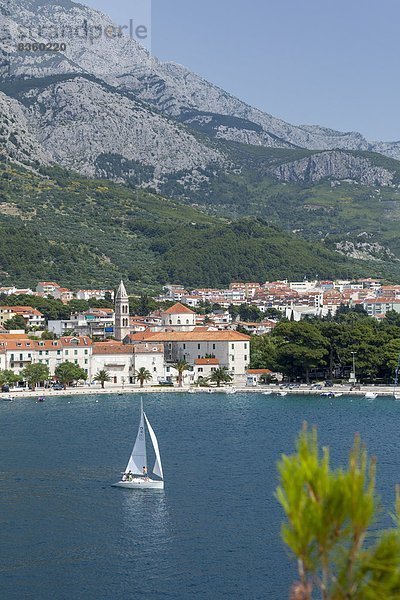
311 383 323 390
324 380 334 387
158 380 174 387
1 384 10 393
52 383 64 390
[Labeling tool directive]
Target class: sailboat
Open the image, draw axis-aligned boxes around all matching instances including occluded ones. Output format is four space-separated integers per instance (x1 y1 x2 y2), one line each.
393 353 400 401
113 399 164 490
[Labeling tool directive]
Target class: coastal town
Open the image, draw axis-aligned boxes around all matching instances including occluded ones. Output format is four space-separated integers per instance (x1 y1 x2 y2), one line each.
0 276 399 392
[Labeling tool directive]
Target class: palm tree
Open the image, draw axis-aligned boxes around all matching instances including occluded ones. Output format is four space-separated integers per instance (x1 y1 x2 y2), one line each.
172 359 190 387
93 369 111 389
134 367 152 388
209 367 233 388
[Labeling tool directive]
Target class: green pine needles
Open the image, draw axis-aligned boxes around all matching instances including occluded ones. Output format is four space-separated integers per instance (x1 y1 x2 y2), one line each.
276 424 400 599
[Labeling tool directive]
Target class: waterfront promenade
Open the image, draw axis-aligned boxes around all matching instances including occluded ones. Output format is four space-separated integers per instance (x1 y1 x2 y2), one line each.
1 383 399 400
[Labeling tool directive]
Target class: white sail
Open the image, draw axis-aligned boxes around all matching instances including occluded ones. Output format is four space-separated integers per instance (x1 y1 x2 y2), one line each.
144 412 164 480
125 403 147 475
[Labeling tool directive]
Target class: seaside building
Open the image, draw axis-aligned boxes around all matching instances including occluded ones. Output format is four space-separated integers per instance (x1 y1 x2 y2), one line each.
91 342 164 386
127 329 251 383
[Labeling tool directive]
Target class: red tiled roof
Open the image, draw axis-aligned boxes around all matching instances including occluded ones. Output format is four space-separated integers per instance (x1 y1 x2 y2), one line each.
129 330 250 342
93 343 133 355
163 302 195 315
195 358 220 365
61 336 92 347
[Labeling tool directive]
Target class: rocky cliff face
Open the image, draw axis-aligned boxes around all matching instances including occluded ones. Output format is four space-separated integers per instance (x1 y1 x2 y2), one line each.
19 76 223 181
0 90 50 168
271 151 395 186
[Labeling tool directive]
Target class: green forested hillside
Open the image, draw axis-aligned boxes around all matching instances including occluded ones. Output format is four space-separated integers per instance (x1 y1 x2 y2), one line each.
0 162 374 290
159 143 400 273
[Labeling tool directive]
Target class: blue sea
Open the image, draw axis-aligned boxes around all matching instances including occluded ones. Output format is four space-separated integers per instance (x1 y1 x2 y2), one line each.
1 393 399 599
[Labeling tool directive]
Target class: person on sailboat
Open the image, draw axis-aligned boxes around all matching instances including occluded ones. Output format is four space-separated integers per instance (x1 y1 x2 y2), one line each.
143 466 148 480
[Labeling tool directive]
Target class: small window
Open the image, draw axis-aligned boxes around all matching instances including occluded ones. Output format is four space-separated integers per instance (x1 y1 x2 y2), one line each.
198 344 201 350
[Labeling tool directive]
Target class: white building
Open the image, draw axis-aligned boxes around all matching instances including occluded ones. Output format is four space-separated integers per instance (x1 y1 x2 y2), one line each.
0 306 45 329
160 303 196 331
76 289 114 301
0 336 92 379
48 309 115 338
128 330 251 383
91 341 164 385
194 357 220 381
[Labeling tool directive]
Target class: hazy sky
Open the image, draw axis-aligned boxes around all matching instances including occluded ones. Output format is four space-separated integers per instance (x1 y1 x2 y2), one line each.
81 0 400 141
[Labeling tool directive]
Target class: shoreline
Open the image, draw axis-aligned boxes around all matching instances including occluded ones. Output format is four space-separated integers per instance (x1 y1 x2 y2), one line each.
1 384 398 400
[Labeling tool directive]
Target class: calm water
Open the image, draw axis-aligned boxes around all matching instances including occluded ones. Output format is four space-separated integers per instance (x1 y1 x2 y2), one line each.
1 393 400 599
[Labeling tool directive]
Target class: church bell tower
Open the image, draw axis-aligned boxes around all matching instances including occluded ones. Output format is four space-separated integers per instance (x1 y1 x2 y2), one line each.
114 280 130 341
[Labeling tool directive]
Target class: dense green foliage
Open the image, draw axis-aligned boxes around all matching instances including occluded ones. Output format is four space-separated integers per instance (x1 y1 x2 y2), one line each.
0 369 20 386
250 309 400 383
54 362 87 388
277 425 400 599
164 142 400 279
21 363 50 389
0 163 376 290
3 314 27 331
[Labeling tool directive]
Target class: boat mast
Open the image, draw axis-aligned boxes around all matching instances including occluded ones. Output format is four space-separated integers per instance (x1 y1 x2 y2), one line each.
394 353 400 399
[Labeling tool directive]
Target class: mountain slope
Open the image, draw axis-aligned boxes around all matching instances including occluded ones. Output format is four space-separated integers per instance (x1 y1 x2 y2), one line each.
1 0 400 159
0 74 223 180
0 162 377 289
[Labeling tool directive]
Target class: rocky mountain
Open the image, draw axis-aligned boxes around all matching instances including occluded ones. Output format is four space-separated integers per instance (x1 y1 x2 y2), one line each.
15 75 222 180
270 151 395 186
1 0 400 164
0 89 50 168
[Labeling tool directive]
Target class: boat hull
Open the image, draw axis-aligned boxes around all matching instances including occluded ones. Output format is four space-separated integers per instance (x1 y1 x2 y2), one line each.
112 479 164 490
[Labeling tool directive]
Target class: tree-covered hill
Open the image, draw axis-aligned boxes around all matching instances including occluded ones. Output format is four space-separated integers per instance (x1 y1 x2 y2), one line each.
0 162 377 290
